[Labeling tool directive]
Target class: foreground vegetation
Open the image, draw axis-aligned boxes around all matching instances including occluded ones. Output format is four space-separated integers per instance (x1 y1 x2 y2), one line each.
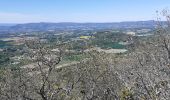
1 11 170 100
1 30 170 100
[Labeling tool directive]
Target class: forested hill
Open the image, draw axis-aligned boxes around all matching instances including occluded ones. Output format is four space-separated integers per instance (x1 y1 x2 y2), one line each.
0 20 163 33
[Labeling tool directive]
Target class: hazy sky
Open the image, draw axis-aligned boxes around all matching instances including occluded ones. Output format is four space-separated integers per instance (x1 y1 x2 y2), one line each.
0 0 170 23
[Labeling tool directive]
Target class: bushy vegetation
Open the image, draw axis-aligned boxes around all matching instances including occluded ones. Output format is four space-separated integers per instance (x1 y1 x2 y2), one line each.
0 52 10 66
0 40 12 48
91 31 128 49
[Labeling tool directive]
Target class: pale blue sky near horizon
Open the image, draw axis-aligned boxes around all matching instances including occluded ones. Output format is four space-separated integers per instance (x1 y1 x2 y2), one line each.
0 0 170 23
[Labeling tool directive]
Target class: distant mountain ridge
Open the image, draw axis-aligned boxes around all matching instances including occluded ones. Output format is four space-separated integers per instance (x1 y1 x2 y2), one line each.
0 23 17 26
0 20 164 33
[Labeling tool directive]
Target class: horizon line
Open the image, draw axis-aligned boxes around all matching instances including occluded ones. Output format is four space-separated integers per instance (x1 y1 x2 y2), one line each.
0 20 159 24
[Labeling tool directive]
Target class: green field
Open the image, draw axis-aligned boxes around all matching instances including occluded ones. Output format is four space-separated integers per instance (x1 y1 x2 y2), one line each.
0 40 12 48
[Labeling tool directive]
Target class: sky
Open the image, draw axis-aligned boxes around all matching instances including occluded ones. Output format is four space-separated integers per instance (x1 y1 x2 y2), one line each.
0 0 170 23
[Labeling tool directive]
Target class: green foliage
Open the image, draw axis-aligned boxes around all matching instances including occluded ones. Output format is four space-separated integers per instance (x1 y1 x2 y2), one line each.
18 58 33 66
0 40 12 48
92 38 125 49
0 68 6 80
91 31 126 49
10 66 21 78
64 54 88 61
120 87 134 100
0 52 10 65
102 42 125 49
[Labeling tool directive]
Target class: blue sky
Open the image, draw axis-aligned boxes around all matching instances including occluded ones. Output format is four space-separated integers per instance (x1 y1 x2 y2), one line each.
0 0 170 23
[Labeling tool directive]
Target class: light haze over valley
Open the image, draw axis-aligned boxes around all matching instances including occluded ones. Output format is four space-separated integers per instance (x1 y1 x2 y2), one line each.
1 0 170 100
